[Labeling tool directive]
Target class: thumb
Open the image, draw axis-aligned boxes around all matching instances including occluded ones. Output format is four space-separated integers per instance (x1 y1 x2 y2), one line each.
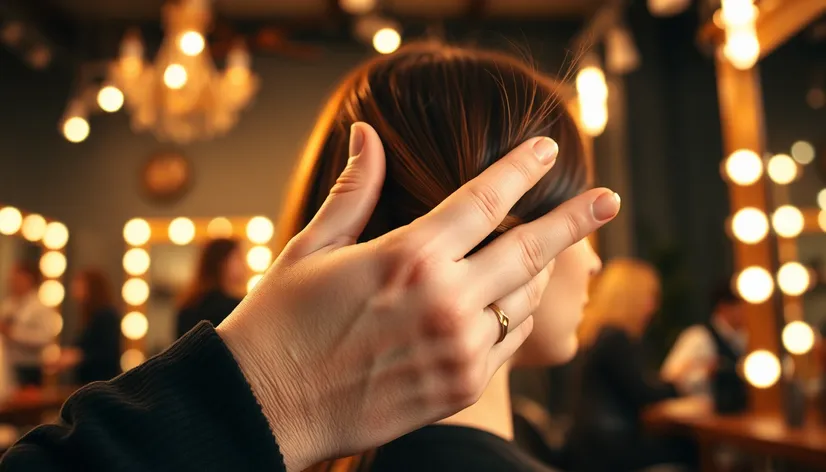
298 122 386 254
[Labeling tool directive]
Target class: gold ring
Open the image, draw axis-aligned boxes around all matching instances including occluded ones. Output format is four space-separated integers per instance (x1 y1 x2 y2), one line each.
488 303 509 344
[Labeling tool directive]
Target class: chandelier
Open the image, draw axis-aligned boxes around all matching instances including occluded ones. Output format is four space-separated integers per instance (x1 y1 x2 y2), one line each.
108 0 259 143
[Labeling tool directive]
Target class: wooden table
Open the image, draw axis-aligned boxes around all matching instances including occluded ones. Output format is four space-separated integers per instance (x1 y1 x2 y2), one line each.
644 397 826 471
0 387 74 425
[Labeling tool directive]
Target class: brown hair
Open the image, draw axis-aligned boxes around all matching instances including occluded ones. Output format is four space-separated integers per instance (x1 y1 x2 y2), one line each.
179 238 240 309
280 42 590 471
75 268 114 327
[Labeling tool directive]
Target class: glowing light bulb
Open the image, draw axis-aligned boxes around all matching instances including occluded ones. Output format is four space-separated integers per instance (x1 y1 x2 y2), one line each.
21 214 47 242
123 248 151 276
179 31 205 56
724 28 760 70
0 207 23 235
120 349 146 372
724 149 762 185
40 251 67 278
576 66 609 103
720 0 758 29
97 85 124 112
772 206 804 238
731 207 768 244
246 246 273 273
121 311 149 340
168 217 195 245
43 222 69 249
164 64 188 89
63 116 90 143
777 262 810 296
123 218 151 246
207 217 234 239
744 350 781 389
782 321 815 355
373 27 401 54
246 217 274 244
38 280 65 307
766 154 797 184
122 278 150 306
791 141 815 165
736 266 774 304
247 274 263 293
579 102 608 137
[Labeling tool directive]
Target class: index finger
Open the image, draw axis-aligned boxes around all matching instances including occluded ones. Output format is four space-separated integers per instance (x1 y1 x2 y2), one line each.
420 137 559 259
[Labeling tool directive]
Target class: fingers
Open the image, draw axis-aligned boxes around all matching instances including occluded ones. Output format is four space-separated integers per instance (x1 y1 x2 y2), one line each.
475 266 551 348
466 188 620 302
291 123 386 256
487 315 534 374
419 137 559 259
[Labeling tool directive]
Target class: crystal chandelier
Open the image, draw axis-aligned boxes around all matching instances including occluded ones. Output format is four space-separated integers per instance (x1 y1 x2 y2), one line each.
108 0 259 143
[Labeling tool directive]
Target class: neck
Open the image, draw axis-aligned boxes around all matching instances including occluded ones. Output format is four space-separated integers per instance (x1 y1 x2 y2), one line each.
437 362 514 440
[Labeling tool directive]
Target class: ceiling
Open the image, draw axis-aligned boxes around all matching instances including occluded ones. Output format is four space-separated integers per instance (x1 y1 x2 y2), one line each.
49 0 605 21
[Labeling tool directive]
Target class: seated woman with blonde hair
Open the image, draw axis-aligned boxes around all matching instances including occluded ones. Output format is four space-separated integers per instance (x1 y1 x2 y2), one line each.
565 258 696 471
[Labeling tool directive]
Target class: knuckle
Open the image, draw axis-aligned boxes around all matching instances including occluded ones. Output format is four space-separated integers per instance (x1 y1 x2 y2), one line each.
450 368 484 406
505 155 536 185
561 212 583 244
524 276 545 310
468 183 504 226
515 230 547 277
329 166 362 196
422 296 467 338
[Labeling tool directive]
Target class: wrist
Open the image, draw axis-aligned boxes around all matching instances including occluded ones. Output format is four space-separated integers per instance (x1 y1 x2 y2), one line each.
217 315 323 471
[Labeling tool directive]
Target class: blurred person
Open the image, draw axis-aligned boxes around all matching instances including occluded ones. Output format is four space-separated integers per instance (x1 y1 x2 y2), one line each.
176 238 244 338
0 261 55 387
661 283 747 396
50 269 121 384
566 259 695 472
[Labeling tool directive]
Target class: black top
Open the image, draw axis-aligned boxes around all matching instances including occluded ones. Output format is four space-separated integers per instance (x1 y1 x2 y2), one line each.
1 323 286 472
369 424 559 471
75 307 121 384
704 321 740 365
566 327 680 471
176 290 241 338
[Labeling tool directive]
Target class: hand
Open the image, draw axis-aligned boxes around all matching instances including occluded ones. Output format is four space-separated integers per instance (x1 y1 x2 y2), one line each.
217 122 620 471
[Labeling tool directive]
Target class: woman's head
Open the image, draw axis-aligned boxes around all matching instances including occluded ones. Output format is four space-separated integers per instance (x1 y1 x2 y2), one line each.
72 268 114 323
577 258 661 346
180 238 244 307
279 42 596 367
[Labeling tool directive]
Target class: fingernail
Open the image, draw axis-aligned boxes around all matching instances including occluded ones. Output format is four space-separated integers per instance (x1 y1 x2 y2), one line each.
592 191 621 221
349 123 365 158
532 137 558 165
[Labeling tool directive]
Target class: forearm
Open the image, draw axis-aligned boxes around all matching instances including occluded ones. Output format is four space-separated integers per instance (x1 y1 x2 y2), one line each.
1 323 286 472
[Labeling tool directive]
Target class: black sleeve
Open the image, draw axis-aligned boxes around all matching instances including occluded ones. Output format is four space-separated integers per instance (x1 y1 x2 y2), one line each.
1 323 286 472
596 329 678 408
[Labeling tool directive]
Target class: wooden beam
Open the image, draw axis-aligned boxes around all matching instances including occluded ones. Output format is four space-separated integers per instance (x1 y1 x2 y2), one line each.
715 55 781 414
698 0 826 58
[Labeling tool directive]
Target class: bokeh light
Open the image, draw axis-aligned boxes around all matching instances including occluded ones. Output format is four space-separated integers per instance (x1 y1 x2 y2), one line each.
122 278 150 306
246 246 273 273
777 262 810 296
724 149 762 185
124 218 151 246
766 154 797 184
731 207 768 244
0 207 22 235
168 217 196 245
743 350 781 389
782 321 815 355
43 221 69 249
21 214 47 242
121 311 149 340
246 217 274 244
790 141 815 165
736 266 774 304
207 217 234 239
38 280 65 307
120 349 146 372
772 205 804 238
123 248 151 276
40 251 67 278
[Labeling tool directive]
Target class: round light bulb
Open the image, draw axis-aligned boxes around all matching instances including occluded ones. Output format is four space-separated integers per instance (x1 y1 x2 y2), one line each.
38 280 65 308
123 248 151 276
21 214 47 242
163 64 188 89
736 266 774 304
782 321 815 355
178 31 205 56
168 217 196 245
40 251 67 278
724 149 762 185
246 246 273 273
124 218 151 246
97 85 124 113
777 262 810 296
0 207 23 235
766 154 797 184
744 350 781 389
43 221 69 249
122 278 150 306
121 311 149 340
207 217 234 239
372 27 401 55
724 29 760 70
120 349 146 372
246 217 274 244
731 207 768 244
247 274 263 293
772 206 804 238
790 141 815 165
63 116 90 143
